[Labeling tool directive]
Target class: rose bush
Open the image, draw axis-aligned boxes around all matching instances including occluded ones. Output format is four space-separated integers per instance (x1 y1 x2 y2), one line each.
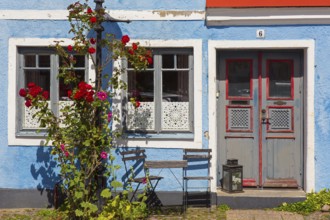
19 1 152 219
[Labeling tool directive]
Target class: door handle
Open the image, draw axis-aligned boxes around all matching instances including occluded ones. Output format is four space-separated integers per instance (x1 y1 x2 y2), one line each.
261 109 271 124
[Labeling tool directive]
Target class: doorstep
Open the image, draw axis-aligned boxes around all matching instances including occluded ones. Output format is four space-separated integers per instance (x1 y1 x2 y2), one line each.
217 188 306 209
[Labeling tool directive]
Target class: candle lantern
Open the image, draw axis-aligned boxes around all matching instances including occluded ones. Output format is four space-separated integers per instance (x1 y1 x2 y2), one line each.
222 159 243 193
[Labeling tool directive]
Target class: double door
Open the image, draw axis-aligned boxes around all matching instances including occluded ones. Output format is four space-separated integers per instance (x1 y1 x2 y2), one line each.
217 50 303 188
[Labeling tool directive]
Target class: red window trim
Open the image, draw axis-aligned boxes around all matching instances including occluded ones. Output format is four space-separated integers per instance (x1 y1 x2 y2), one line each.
266 106 294 133
266 59 294 101
226 59 253 101
226 105 253 133
207 0 330 8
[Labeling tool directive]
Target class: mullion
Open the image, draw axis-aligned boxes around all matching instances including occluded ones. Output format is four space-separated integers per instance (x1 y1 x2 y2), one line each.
189 54 194 132
155 54 162 133
51 54 59 117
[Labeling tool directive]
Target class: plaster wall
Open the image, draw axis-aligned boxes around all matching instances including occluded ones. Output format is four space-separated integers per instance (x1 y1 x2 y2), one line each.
0 0 205 10
0 1 329 193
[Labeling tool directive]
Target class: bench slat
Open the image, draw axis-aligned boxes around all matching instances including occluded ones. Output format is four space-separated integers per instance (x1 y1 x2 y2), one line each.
184 176 213 180
122 155 146 161
183 155 212 159
120 149 145 155
145 160 187 168
184 149 212 153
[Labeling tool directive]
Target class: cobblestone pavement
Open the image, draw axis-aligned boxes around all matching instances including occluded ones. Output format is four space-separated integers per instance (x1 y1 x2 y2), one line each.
226 210 304 220
149 209 330 220
0 208 329 219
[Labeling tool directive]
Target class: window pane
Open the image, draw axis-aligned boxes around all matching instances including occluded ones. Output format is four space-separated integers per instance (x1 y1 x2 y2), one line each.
177 54 189 69
268 60 292 98
24 55 36 67
128 70 154 102
39 55 50 67
162 70 190 131
162 54 174 68
227 60 251 97
59 70 85 100
24 70 51 95
74 55 85 67
162 71 189 102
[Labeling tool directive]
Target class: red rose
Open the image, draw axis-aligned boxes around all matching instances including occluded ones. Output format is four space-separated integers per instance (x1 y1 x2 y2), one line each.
67 90 72 98
19 88 27 97
29 86 42 98
42 91 49 100
90 38 96 44
135 101 141 108
87 7 93 14
85 92 94 102
25 99 32 108
88 47 96 54
147 57 153 65
121 35 130 45
78 81 87 90
27 82 36 89
85 84 93 90
68 45 73 52
128 49 134 55
74 90 85 100
132 43 138 50
90 16 97 23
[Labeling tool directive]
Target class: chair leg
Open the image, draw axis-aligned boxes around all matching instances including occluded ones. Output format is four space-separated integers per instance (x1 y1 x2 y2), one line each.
130 183 141 202
184 180 188 212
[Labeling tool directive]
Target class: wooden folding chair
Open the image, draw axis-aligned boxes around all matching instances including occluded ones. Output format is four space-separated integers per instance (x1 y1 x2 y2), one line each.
183 149 213 210
120 149 163 202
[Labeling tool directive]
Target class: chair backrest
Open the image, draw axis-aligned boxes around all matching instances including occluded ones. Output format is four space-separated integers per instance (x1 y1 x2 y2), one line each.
183 149 212 177
120 149 147 181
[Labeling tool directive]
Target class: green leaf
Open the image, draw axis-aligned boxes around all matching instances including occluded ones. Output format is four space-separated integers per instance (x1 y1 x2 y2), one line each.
111 180 123 189
83 139 91 146
75 209 84 216
74 191 83 199
101 188 112 198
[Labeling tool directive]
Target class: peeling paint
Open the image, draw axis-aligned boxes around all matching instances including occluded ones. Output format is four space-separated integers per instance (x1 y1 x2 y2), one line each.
152 10 204 18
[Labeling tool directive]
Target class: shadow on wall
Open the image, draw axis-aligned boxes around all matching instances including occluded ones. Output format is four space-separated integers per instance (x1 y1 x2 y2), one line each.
27 22 126 207
30 147 60 208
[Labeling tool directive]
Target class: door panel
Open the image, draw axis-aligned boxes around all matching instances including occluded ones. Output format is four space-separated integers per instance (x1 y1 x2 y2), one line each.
217 50 303 188
262 52 303 187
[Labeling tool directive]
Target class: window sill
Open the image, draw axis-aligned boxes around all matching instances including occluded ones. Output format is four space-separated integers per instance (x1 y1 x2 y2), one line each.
16 130 47 138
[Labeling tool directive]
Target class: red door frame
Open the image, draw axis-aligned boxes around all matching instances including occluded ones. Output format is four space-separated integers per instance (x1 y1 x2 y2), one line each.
258 52 263 186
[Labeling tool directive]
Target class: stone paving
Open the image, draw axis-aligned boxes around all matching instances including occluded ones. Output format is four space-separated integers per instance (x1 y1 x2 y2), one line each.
226 210 304 220
0 208 329 219
149 208 330 220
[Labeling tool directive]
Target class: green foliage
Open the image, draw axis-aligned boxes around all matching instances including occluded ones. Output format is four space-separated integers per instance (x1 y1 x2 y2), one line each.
274 188 330 215
36 209 67 219
18 0 152 219
2 215 31 220
217 204 231 212
98 191 148 220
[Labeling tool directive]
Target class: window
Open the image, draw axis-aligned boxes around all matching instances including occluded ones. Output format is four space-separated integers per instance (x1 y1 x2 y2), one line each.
16 47 88 136
125 48 194 133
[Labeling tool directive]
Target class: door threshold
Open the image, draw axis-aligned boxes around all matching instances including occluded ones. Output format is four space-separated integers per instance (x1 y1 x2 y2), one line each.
217 188 306 198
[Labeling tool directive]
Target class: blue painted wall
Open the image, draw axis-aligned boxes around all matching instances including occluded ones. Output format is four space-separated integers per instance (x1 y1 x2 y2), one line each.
0 0 329 193
0 0 205 10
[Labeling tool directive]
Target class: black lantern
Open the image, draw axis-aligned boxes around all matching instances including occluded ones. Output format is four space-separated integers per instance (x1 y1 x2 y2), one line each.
222 159 243 193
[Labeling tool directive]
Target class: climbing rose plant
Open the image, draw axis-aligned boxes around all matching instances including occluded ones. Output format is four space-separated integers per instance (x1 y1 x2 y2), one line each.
19 1 151 219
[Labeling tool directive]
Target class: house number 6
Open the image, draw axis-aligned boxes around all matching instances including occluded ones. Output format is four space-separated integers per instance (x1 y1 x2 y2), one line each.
256 29 265 38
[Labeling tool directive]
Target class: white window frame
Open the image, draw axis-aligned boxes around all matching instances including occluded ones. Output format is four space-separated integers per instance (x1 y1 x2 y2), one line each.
8 38 94 146
114 39 203 149
125 48 194 133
